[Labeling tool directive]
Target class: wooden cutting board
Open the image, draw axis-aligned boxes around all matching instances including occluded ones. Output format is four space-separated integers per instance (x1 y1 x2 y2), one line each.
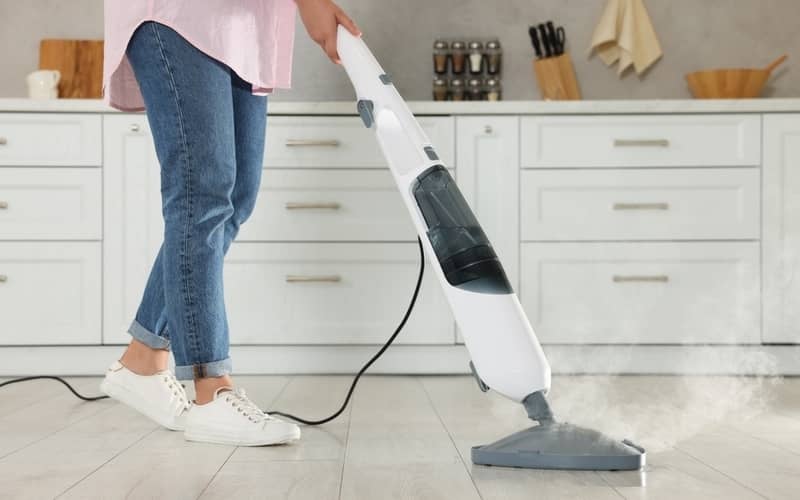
39 39 104 98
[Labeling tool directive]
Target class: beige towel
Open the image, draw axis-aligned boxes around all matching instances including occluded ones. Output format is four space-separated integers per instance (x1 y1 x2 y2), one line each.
589 0 663 76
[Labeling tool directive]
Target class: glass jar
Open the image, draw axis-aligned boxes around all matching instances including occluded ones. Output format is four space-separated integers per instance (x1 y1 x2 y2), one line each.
467 77 483 100
485 39 502 75
467 41 484 74
433 40 449 74
485 77 502 101
433 77 449 101
449 78 465 101
450 41 467 74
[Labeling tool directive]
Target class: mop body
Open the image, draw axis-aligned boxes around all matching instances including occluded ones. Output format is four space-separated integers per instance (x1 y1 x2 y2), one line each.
336 27 644 471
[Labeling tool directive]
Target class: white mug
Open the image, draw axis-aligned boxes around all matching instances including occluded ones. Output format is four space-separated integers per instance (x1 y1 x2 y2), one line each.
26 69 61 99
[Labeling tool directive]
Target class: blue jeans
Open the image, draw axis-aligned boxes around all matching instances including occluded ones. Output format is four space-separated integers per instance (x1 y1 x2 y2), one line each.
125 21 267 380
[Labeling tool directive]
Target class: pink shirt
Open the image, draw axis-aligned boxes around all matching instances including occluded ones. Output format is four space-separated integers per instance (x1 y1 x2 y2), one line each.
102 0 297 111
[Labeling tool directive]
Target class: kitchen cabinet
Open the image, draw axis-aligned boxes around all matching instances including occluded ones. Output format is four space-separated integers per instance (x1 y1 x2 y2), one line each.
763 114 800 343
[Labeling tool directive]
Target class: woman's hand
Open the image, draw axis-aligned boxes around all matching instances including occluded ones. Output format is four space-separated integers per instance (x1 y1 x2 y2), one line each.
295 0 361 64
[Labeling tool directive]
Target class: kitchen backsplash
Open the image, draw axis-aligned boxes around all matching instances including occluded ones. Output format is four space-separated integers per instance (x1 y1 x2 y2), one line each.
1 0 797 101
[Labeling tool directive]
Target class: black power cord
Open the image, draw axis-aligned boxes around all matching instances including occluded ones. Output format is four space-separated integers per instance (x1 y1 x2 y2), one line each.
0 237 425 426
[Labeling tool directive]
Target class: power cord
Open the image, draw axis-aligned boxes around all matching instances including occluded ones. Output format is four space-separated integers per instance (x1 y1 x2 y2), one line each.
0 237 425 426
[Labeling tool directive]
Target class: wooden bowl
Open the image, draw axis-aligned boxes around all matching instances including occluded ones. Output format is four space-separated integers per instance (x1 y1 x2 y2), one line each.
686 55 787 99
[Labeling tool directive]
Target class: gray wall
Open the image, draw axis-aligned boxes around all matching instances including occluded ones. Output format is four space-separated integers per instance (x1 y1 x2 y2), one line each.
1 0 797 101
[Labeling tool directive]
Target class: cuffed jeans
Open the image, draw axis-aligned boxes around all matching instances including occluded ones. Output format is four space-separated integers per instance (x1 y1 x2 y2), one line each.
125 21 267 380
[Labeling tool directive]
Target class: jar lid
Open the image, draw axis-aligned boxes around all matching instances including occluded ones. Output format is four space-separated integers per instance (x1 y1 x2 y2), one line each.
433 77 448 87
485 78 501 87
468 41 483 50
486 39 501 50
467 78 483 87
450 78 465 87
451 41 466 50
433 40 449 50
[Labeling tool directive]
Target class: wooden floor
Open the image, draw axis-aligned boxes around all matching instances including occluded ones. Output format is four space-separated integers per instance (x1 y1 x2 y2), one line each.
1 375 798 499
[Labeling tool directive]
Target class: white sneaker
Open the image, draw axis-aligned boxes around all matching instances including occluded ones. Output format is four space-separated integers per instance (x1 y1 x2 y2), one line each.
100 360 190 431
184 387 301 446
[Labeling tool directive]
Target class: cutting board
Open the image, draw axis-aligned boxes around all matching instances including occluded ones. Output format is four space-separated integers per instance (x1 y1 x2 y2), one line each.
39 39 104 98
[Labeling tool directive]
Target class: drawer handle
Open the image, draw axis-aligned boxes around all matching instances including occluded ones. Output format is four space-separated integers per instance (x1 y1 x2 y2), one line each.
286 274 342 283
0 275 7 283
285 139 341 147
0 201 7 209
613 139 670 147
613 202 669 211
0 137 7 145
613 275 669 283
285 202 341 210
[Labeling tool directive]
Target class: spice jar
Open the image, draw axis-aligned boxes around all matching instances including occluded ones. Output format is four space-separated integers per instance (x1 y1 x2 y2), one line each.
433 77 449 101
485 77 502 101
449 78 465 101
433 40 449 74
467 77 483 100
485 39 502 75
450 41 467 74
467 41 484 74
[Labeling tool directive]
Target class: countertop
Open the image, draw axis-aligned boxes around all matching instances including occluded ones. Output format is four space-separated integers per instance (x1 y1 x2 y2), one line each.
3 97 800 115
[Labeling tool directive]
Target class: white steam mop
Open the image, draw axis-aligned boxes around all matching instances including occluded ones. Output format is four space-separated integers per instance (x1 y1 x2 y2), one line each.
336 27 645 470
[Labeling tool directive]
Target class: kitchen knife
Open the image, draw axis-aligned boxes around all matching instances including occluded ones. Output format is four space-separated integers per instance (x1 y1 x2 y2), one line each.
545 21 561 56
528 26 543 59
537 23 552 58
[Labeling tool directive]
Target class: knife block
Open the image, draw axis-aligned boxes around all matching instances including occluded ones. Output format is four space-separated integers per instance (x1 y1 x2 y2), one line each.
532 52 581 100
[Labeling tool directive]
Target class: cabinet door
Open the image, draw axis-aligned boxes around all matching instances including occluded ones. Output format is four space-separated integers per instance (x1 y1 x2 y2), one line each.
103 115 164 344
763 115 800 343
455 117 520 344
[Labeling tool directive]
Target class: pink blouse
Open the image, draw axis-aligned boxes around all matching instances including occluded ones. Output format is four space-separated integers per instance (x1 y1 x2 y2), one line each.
102 0 297 111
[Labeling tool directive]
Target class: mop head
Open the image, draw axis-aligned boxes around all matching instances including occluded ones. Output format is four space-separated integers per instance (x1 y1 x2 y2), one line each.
471 421 645 470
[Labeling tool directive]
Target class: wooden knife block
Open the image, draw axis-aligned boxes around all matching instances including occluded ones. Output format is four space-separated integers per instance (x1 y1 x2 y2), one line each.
532 53 581 101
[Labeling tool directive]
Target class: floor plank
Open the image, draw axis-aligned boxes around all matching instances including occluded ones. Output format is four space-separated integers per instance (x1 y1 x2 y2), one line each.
57 376 291 500
0 376 95 419
200 461 342 500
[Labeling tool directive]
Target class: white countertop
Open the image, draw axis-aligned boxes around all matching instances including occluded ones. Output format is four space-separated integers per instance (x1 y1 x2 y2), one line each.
2 97 800 115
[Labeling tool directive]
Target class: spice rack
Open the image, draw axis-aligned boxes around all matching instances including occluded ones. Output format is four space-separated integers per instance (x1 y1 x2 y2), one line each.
432 38 503 101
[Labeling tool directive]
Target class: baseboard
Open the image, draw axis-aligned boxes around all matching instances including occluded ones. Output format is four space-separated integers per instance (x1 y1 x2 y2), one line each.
1 344 798 376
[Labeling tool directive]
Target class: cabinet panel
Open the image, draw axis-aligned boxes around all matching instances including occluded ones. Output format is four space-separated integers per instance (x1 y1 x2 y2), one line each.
224 243 453 344
0 242 101 345
521 242 760 344
0 113 101 166
763 115 800 343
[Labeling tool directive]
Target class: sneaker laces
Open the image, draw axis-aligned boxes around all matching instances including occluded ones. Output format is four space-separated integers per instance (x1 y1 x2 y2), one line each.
224 388 273 424
160 371 189 410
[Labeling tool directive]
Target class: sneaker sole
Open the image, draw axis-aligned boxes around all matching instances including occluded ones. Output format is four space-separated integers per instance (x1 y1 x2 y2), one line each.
184 427 301 447
100 377 185 431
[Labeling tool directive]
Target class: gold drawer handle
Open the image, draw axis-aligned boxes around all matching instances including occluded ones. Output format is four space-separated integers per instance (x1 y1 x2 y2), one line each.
0 275 7 283
0 137 7 145
285 139 341 147
285 274 342 283
613 139 670 147
613 275 669 283
0 201 8 209
285 202 341 210
613 202 669 211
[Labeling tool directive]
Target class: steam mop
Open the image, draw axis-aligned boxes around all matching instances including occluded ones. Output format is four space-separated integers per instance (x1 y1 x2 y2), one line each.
337 27 645 470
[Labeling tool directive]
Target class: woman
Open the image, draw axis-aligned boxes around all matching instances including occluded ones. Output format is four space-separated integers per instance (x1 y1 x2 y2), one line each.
99 0 360 446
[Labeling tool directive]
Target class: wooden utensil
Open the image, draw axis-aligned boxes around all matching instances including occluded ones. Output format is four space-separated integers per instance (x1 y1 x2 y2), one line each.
686 54 788 99
39 39 104 98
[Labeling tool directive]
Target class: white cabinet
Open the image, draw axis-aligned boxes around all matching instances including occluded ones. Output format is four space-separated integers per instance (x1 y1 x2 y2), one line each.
0 113 102 166
763 115 800 343
0 242 101 345
103 115 163 344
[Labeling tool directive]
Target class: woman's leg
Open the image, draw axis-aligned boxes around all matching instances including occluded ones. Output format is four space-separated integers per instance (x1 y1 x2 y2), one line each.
124 21 238 392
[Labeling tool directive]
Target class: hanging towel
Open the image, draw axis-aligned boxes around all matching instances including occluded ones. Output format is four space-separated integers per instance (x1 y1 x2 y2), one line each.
589 0 663 76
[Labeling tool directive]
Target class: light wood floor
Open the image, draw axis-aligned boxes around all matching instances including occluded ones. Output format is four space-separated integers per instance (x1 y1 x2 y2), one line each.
1 375 798 499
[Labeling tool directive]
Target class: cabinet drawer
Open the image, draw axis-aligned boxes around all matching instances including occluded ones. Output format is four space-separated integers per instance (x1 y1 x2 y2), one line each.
0 168 102 240
0 242 101 345
0 114 102 166
521 115 760 168
239 169 419 241
224 243 454 344
521 168 759 241
520 242 760 344
264 116 454 168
